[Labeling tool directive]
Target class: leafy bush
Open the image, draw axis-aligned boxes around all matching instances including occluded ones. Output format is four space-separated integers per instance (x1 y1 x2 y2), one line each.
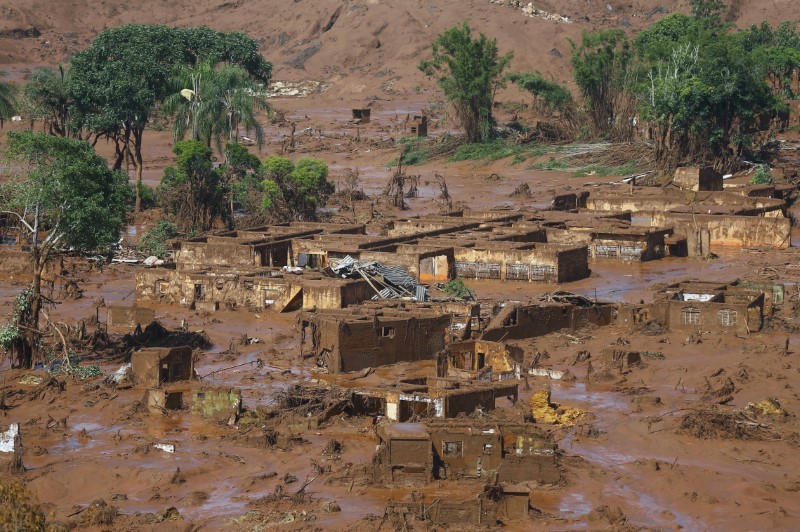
533 157 571 170
750 165 774 185
262 155 334 221
136 182 157 209
138 220 178 258
438 278 475 300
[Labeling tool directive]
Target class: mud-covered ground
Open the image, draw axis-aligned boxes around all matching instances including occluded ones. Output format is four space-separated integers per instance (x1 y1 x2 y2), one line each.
2 91 800 531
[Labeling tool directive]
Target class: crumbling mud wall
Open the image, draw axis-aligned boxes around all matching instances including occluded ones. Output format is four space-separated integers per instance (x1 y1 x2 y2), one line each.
302 311 452 373
481 302 616 341
650 283 766 334
136 267 371 311
428 425 503 478
374 423 433 485
131 347 194 388
497 454 560 484
107 305 155 332
652 212 791 249
452 243 589 283
439 340 522 380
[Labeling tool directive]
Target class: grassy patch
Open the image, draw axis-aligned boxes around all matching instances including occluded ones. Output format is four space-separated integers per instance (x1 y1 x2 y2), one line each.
384 137 431 167
532 157 571 170
385 136 555 167
449 139 551 164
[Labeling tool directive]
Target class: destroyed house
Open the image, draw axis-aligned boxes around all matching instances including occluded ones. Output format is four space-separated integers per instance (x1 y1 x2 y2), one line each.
416 236 589 283
437 340 523 381
542 222 680 262
136 267 373 312
409 115 427 136
353 377 518 422
131 347 193 388
649 281 766 334
173 222 365 270
481 293 617 341
374 423 433 485
300 302 479 373
585 187 791 250
426 420 560 484
351 108 371 123
672 166 723 192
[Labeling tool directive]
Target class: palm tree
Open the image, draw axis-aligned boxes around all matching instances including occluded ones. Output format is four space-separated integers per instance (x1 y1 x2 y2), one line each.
164 62 270 152
20 65 73 136
0 71 18 127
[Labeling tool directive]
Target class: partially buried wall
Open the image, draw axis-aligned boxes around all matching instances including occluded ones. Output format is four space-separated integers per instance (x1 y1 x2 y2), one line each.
481 302 616 341
652 212 791 249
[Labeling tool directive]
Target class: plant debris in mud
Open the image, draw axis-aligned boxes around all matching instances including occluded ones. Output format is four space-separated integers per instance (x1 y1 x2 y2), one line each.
678 406 790 441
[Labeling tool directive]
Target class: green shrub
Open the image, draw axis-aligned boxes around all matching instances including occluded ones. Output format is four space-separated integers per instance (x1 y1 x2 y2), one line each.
138 220 178 258
750 165 774 185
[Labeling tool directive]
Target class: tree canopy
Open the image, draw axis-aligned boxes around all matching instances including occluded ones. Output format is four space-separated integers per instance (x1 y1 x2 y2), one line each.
508 71 574 117
262 155 334 221
157 140 227 232
0 71 17 125
571 29 637 140
163 61 270 151
634 17 780 170
69 24 272 212
419 23 513 143
0 131 131 368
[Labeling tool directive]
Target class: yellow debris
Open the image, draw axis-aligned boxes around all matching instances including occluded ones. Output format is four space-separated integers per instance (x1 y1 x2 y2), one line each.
18 374 44 386
529 389 585 425
747 398 789 418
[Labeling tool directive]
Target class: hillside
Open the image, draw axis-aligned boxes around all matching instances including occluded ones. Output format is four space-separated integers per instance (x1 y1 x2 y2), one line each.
1 0 799 97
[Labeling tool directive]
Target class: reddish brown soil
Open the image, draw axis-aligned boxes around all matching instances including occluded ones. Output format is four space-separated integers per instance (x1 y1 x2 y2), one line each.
2 2 800 530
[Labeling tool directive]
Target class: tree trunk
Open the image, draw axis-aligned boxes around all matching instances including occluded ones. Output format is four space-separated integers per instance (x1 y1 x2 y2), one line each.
134 128 145 213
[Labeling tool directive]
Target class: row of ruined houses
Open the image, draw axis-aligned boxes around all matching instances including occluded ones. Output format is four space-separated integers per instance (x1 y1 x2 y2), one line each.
111 278 780 383
124 170 793 314
294 280 779 376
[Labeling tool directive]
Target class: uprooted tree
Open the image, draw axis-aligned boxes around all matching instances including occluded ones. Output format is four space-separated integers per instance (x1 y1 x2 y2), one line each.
418 22 513 143
0 131 131 368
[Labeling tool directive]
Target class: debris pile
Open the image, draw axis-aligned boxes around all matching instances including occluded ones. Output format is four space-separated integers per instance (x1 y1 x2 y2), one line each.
529 390 585 425
330 256 426 301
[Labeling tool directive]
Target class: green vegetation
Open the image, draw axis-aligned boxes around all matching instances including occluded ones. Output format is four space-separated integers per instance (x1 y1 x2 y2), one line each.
533 157 571 171
507 71 574 116
570 29 637 140
225 143 263 213
439 278 476 300
419 22 513 143
19 66 72 136
750 165 774 185
163 62 270 151
633 13 780 170
69 24 271 211
138 220 179 258
1 131 131 368
262 155 334 221
0 71 16 124
157 140 227 232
